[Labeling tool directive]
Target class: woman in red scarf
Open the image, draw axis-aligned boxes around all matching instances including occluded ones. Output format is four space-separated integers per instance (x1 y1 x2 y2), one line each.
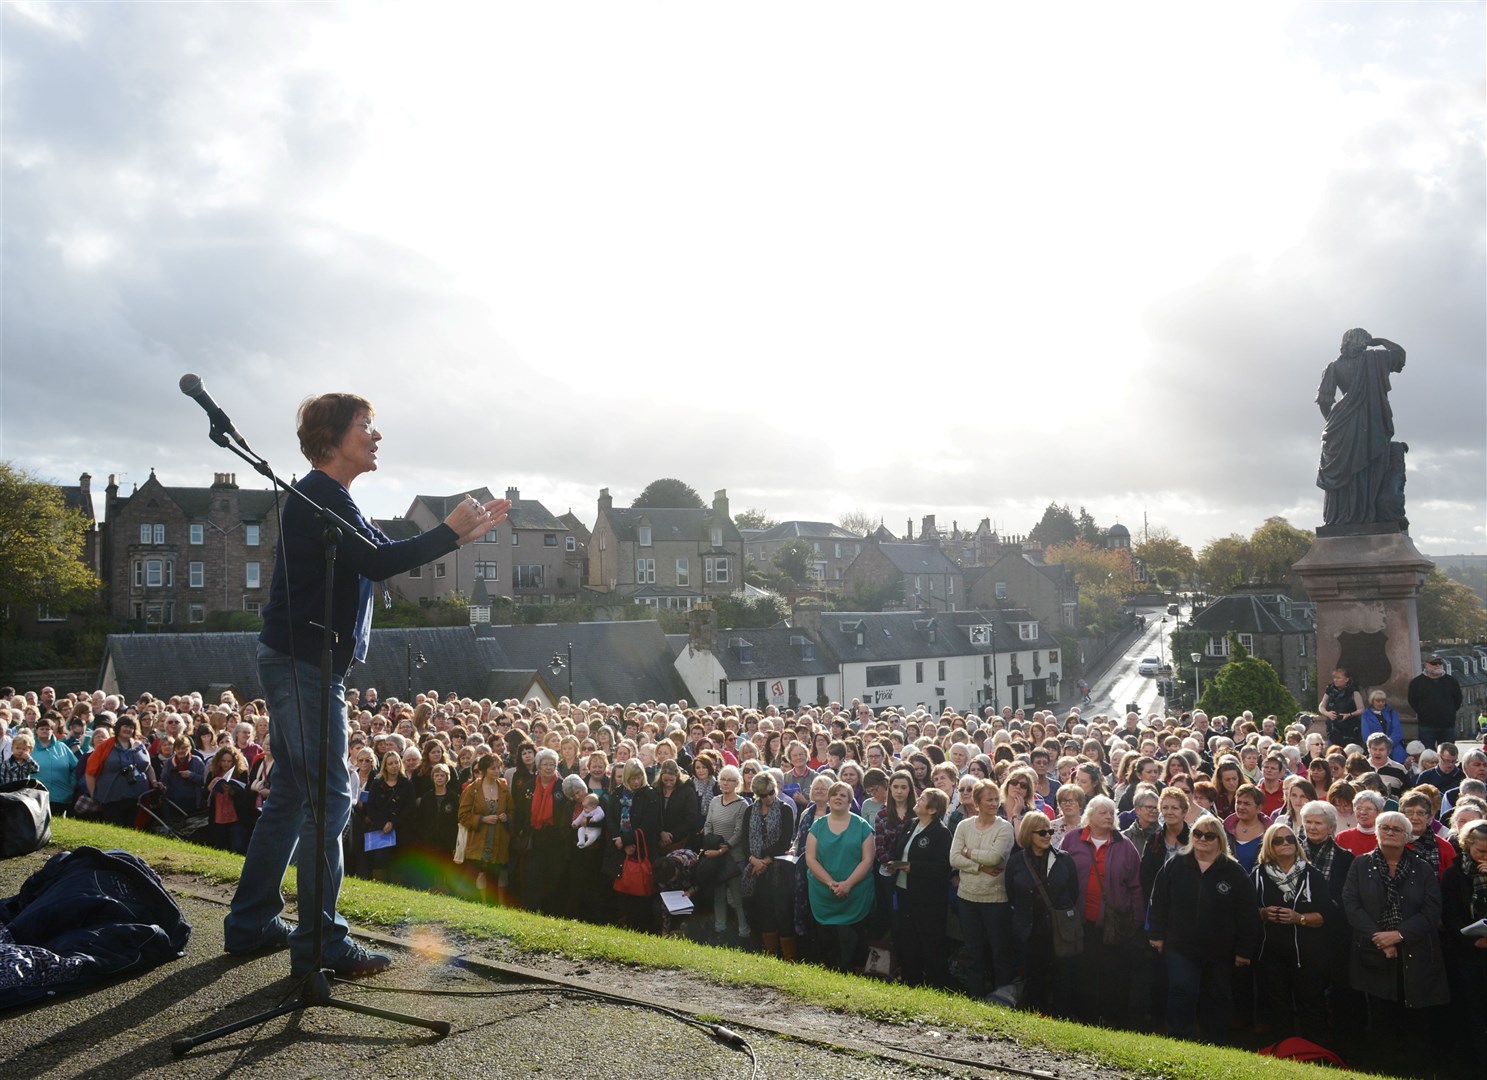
520 747 570 914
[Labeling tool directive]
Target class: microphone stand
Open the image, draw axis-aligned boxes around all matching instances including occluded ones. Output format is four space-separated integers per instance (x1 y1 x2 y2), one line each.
171 414 448 1056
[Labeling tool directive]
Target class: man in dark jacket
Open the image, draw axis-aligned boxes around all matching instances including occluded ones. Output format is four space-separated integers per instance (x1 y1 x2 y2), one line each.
1408 656 1462 749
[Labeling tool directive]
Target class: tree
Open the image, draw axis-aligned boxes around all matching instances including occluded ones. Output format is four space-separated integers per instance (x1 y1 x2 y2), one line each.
713 593 786 629
1075 506 1103 546
0 462 101 622
1196 518 1314 595
772 539 816 586
1198 633 1300 718
1418 568 1487 642
843 578 903 612
632 478 703 508
838 509 876 537
1028 503 1078 548
734 508 777 530
1198 534 1249 593
1044 539 1135 634
1134 527 1197 591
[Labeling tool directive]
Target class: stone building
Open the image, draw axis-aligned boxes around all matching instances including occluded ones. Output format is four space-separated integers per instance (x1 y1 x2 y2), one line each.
587 487 744 610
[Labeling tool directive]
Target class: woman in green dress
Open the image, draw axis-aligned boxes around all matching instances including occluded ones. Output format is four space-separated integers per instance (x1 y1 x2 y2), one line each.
805 780 876 972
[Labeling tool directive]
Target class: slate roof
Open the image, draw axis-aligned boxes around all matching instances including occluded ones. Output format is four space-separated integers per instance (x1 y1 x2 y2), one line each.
1189 594 1314 636
877 542 961 576
810 609 1040 665
752 521 860 543
373 517 422 541
473 620 688 705
115 480 280 521
603 506 742 547
712 626 839 680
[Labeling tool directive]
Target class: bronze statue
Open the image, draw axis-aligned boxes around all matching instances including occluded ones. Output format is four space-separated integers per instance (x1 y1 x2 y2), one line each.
1316 328 1407 529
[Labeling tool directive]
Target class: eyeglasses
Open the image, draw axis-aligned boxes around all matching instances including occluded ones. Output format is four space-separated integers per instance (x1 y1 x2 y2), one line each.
1376 825 1406 834
1136 804 1158 811
1030 828 1055 837
1192 831 1220 841
1272 835 1297 846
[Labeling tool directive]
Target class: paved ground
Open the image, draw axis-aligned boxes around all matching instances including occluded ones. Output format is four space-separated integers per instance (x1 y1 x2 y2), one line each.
0 848 1063 1080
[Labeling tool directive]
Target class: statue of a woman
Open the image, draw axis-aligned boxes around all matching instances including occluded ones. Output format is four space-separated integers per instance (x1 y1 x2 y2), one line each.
1315 328 1406 527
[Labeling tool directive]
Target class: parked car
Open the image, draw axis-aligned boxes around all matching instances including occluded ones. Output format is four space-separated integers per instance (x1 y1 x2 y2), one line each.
1166 604 1181 616
1137 657 1162 676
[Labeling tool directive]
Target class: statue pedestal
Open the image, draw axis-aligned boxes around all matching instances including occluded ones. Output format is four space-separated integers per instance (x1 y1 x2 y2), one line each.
1293 527 1433 733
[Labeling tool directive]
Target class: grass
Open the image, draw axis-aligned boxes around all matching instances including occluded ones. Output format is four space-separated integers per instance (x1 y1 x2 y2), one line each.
50 818 1386 1080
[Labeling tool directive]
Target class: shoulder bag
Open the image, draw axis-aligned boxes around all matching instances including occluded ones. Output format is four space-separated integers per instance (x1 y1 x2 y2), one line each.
614 827 656 897
1025 850 1082 958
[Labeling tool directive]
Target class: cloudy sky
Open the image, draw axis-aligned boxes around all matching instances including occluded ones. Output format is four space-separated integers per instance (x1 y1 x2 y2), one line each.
4 2 1483 556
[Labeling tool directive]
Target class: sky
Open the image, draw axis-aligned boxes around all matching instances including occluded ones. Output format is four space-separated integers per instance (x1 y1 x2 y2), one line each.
3 1 1484 557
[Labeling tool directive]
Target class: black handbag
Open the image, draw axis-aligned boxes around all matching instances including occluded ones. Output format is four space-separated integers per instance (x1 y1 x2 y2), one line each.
692 833 740 890
0 779 52 859
1025 850 1083 958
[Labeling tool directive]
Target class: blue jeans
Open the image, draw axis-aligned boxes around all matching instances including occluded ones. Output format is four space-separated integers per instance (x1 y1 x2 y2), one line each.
1166 951 1234 1044
224 644 353 967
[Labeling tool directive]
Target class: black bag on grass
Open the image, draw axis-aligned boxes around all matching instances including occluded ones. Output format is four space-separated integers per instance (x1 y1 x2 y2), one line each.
0 779 51 859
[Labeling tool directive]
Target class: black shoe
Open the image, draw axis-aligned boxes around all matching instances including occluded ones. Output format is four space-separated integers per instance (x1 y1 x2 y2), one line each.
292 943 392 979
224 918 291 956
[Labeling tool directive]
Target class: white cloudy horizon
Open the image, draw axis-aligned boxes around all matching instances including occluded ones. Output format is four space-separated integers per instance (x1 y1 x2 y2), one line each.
3 2 1483 556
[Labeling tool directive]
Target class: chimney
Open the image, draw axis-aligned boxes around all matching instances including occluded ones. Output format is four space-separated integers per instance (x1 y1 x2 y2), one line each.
792 602 822 640
505 486 520 502
712 488 729 520
922 513 936 539
79 472 91 495
906 519 914 540
687 603 718 653
211 472 239 489
598 487 612 512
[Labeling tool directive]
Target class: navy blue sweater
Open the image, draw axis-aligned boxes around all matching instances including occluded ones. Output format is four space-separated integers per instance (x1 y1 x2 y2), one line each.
259 470 458 673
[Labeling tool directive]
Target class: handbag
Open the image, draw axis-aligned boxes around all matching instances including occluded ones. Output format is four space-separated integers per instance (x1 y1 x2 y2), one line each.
1025 850 1082 958
614 828 655 897
1090 847 1135 946
692 832 740 890
0 779 52 859
453 823 469 865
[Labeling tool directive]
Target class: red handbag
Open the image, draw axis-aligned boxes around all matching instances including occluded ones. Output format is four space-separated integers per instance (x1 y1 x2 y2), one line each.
613 828 655 897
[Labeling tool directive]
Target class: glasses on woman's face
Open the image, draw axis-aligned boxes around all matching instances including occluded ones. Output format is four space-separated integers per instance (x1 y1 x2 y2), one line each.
1272 835 1297 846
1193 831 1220 842
1376 825 1406 835
1031 828 1055 837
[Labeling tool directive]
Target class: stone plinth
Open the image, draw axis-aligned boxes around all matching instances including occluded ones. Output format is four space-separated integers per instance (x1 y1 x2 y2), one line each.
1293 527 1433 731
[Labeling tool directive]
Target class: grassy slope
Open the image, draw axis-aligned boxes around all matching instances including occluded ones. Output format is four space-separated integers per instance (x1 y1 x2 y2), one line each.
50 819 1381 1080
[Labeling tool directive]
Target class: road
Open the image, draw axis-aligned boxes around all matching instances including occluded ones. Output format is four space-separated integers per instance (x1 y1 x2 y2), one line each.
1079 605 1181 719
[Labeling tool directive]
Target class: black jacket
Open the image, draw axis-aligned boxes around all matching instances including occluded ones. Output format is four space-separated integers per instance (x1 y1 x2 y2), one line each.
1342 850 1448 1007
656 781 700 852
365 775 414 836
1139 824 1190 905
1251 863 1337 970
1407 672 1463 731
889 818 952 915
604 784 662 854
1006 847 1080 943
1148 853 1260 964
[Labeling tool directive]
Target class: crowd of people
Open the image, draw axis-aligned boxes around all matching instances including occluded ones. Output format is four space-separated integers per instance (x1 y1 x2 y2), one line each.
3 674 1485 1070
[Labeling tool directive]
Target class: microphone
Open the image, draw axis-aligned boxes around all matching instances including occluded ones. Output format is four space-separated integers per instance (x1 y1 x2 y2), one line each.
179 373 245 445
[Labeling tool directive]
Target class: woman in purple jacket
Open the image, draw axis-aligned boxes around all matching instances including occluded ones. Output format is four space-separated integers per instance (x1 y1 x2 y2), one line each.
1059 794 1144 1028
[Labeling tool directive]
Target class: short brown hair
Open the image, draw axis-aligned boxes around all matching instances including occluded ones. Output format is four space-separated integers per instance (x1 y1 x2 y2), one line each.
297 393 373 466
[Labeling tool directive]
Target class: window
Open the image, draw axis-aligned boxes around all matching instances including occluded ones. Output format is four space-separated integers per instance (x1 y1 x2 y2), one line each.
474 561 498 580
948 578 954 596
995 581 1008 600
938 660 946 680
598 535 606 551
243 599 261 615
854 544 861 557
834 543 842 558
245 562 261 588
1049 650 1059 664
245 524 260 546
1019 622 1038 641
813 542 821 554
714 557 730 583
710 527 723 548
139 524 152 544
1208 635 1228 658
914 576 922 594
409 565 423 578
513 564 544 589
145 602 164 625
189 604 205 624
189 561 204 588
133 561 144 588
163 601 175 624
637 526 652 547
813 560 827 580
565 535 576 552
146 559 164 587
511 532 519 545
1238 633 1255 653
1299 635 1307 657
154 524 165 544
190 524 204 545
637 558 656 583
865 665 901 687
36 604 65 623
481 529 498 543
675 558 689 587
916 662 924 683
434 563 447 578
544 533 557 547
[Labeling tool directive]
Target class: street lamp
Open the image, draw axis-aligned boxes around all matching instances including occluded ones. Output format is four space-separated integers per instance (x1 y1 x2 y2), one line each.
406 643 426 703
1159 616 1168 666
1190 651 1203 707
548 641 574 701
990 622 999 713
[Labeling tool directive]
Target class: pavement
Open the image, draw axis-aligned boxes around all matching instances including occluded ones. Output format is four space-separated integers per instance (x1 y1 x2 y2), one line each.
1080 605 1177 719
0 847 1019 1080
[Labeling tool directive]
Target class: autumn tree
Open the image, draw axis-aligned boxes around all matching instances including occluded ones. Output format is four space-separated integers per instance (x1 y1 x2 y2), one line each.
1134 527 1198 591
1418 569 1487 642
1045 539 1135 634
1196 518 1314 595
631 478 703 508
0 462 101 622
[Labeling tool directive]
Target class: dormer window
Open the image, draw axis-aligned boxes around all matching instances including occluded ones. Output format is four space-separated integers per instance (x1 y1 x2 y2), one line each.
710 526 723 548
733 637 754 664
928 624 938 644
637 525 652 547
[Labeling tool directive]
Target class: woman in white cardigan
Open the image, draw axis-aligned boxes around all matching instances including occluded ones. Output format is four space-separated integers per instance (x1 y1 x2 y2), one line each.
950 778 1016 998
